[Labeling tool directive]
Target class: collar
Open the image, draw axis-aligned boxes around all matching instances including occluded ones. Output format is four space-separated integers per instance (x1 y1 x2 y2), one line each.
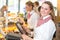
27 10 35 15
43 15 51 20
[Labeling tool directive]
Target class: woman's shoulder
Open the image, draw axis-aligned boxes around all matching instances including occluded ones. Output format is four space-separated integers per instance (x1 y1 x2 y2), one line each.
48 20 55 25
48 20 56 30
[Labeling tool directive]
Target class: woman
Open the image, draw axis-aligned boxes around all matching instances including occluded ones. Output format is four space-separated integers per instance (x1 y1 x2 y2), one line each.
22 1 56 40
33 1 39 13
34 1 56 40
26 1 39 29
0 5 7 37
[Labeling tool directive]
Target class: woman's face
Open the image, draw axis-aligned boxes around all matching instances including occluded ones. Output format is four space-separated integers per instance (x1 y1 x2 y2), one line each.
34 3 37 7
26 5 32 12
40 3 51 17
26 5 30 11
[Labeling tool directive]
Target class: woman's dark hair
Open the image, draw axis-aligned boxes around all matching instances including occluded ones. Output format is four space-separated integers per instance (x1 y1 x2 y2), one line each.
26 1 34 9
34 1 39 6
1 5 7 11
38 6 41 12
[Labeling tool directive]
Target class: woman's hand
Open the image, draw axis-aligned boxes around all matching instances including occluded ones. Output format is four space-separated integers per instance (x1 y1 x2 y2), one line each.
22 34 33 40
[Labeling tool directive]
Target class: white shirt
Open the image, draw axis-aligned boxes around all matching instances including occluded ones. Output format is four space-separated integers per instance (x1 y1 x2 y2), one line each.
34 15 56 40
27 10 39 29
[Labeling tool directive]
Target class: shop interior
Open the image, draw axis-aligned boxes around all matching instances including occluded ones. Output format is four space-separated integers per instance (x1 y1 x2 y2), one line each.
0 0 60 40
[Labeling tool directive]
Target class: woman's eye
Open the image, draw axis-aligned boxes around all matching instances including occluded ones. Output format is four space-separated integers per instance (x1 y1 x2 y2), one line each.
41 7 48 11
